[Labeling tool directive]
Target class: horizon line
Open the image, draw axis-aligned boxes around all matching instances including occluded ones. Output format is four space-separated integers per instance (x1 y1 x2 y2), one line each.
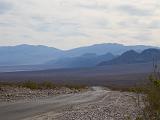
0 42 158 51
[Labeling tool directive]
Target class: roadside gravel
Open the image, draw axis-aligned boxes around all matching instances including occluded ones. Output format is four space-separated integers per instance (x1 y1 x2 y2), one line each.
0 86 84 103
23 88 142 120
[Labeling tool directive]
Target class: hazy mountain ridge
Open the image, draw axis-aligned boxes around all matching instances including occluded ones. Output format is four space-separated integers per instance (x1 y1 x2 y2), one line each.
65 43 154 56
99 48 160 66
0 44 65 66
0 43 157 66
45 53 115 68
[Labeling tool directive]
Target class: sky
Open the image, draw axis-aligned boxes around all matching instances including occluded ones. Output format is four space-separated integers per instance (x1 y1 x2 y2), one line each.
0 0 160 50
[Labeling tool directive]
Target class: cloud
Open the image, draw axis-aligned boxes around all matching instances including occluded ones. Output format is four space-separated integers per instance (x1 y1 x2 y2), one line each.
118 19 150 29
0 0 160 49
77 3 108 10
0 1 12 14
149 21 160 29
117 5 152 16
30 16 88 37
132 33 152 41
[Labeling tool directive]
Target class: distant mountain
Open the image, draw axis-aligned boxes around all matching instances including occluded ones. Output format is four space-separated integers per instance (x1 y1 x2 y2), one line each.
0 43 157 66
66 43 155 57
99 48 160 66
46 53 115 68
0 44 64 66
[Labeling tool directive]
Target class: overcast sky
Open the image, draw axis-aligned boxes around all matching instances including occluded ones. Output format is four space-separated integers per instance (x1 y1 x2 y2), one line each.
0 0 160 49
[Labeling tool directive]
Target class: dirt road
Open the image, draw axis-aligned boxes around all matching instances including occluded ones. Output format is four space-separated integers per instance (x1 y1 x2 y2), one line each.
0 87 140 120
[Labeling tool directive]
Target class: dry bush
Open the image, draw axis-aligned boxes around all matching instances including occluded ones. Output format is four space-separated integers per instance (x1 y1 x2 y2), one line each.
135 62 160 120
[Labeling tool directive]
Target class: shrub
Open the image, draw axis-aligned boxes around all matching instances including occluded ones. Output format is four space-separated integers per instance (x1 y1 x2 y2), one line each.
144 76 160 119
40 81 56 89
135 66 160 119
22 81 38 89
64 84 86 90
0 81 87 91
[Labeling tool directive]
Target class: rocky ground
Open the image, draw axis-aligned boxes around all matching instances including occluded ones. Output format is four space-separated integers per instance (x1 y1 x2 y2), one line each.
0 86 143 120
0 86 84 103
21 87 143 120
51 93 139 120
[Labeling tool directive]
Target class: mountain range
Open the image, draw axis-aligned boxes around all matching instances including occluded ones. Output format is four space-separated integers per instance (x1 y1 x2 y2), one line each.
65 43 154 56
99 48 160 66
0 43 158 66
0 44 64 66
46 53 115 68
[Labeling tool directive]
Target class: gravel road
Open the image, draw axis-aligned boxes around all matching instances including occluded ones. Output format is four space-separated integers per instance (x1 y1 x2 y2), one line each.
0 87 141 120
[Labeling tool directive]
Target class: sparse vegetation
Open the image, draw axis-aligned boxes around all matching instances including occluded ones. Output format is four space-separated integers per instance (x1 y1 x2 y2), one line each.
21 81 57 89
134 63 160 120
40 81 56 89
21 81 39 89
63 84 87 90
0 81 87 90
107 63 160 120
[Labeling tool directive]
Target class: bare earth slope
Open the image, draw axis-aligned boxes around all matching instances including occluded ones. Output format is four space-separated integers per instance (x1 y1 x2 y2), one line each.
0 87 141 120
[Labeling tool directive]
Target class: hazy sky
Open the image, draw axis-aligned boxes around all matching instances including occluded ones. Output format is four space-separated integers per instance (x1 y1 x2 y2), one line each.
0 0 160 49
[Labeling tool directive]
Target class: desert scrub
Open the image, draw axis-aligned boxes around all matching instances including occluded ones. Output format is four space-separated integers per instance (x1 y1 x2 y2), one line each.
135 66 160 120
0 81 87 90
143 75 160 119
63 84 87 90
21 81 57 89
40 81 56 89
21 81 39 89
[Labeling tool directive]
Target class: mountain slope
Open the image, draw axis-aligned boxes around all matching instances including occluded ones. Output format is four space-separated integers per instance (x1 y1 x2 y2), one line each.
66 43 155 57
99 48 160 66
46 53 115 68
0 44 64 66
0 43 157 66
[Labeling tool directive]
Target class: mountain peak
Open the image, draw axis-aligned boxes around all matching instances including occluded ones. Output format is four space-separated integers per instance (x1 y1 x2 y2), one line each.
141 48 160 54
92 43 124 47
121 50 139 56
0 43 158 66
99 48 160 66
